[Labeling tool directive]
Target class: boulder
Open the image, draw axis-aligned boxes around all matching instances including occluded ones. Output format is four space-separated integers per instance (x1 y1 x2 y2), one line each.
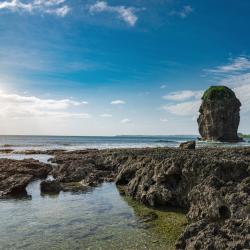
198 86 241 142
40 180 62 194
179 141 196 150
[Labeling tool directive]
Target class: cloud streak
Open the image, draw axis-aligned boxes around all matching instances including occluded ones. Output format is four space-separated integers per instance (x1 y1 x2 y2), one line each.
163 100 201 116
0 0 70 17
170 5 193 19
163 90 202 101
89 1 140 26
120 118 131 124
111 100 126 105
100 113 112 118
205 56 250 74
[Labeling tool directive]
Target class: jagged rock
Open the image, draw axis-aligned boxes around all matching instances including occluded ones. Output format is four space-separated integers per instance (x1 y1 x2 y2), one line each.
9 147 250 249
198 86 241 142
176 218 250 250
0 159 51 197
40 180 62 194
179 141 196 150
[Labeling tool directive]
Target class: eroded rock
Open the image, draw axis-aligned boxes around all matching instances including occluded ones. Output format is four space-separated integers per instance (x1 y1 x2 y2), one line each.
0 159 51 197
5 147 249 249
198 86 241 142
179 141 196 150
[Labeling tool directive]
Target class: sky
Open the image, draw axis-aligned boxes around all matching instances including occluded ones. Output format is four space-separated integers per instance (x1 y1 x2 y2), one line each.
0 0 250 136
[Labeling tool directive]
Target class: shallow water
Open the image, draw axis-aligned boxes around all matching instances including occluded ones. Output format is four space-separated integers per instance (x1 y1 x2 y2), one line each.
0 182 186 250
0 153 52 164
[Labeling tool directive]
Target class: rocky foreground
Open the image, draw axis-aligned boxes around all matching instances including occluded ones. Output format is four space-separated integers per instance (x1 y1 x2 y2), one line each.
0 147 249 249
0 158 51 197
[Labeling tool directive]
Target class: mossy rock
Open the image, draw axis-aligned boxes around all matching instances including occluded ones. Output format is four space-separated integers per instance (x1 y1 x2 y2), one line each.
202 86 236 102
123 196 187 249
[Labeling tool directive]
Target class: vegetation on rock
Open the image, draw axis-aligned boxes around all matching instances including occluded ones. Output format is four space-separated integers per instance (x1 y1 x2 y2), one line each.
123 196 187 250
202 86 236 101
238 133 250 138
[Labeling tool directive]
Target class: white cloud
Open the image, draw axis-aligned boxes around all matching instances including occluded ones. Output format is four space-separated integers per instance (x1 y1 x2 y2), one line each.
100 113 112 118
89 1 139 26
45 5 70 17
205 56 250 74
120 118 131 124
111 100 126 105
163 90 202 101
234 84 250 113
220 73 250 87
171 5 193 19
220 73 250 114
0 0 32 12
163 100 201 116
34 0 65 6
0 89 90 119
204 56 250 114
160 84 167 89
0 0 70 17
160 118 168 122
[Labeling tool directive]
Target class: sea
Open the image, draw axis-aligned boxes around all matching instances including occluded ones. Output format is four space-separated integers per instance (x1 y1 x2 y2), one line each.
0 135 249 151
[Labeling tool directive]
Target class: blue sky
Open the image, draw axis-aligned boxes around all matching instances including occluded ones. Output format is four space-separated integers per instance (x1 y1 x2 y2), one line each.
0 0 250 135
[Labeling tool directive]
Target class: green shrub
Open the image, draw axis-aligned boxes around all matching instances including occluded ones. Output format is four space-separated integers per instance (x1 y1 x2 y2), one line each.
202 86 236 101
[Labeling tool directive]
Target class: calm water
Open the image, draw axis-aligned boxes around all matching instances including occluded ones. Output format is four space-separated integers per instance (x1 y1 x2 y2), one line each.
0 181 186 250
0 135 249 151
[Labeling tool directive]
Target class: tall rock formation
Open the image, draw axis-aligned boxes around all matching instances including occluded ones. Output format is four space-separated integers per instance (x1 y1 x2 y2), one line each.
198 86 241 142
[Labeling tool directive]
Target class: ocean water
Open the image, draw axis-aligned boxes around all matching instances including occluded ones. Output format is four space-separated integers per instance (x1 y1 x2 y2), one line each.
0 135 249 151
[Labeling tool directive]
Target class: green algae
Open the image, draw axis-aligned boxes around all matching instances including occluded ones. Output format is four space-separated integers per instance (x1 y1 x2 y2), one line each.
123 196 187 249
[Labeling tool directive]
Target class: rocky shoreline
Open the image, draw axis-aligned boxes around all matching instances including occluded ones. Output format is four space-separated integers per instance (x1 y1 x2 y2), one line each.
0 147 249 249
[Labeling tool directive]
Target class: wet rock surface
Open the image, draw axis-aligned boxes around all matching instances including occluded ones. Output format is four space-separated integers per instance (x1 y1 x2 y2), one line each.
198 86 242 142
114 147 250 249
45 149 119 193
40 180 62 194
0 159 51 197
179 141 196 150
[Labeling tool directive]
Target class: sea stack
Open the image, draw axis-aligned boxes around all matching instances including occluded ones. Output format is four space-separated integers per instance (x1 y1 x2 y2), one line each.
198 86 241 142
